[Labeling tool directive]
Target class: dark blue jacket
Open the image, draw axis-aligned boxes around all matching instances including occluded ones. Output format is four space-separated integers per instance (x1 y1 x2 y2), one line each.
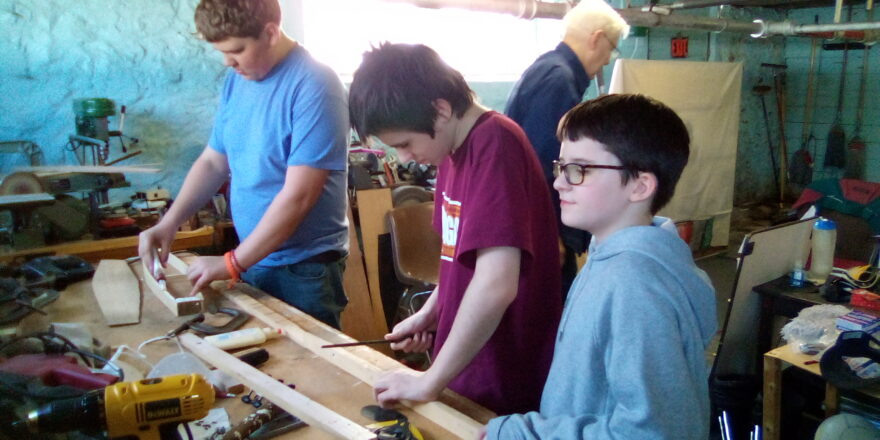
505 42 591 253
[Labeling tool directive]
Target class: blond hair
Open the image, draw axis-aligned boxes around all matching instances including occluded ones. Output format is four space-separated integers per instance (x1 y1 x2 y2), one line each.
564 0 630 41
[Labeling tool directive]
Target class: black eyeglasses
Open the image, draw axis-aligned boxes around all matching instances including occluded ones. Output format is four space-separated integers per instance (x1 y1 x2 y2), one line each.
553 160 629 185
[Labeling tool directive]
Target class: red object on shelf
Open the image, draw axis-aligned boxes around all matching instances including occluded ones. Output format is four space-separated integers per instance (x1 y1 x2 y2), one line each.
675 221 693 244
100 216 136 228
851 289 880 312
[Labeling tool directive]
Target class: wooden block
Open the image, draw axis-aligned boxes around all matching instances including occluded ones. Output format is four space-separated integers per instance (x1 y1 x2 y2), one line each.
91 260 141 326
179 333 375 440
141 256 203 317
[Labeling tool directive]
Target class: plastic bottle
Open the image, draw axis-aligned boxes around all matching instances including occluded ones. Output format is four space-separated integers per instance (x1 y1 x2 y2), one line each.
808 217 837 284
204 327 283 350
790 259 806 287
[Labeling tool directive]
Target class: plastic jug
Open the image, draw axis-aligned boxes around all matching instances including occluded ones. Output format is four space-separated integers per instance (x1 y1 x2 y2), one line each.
808 217 837 284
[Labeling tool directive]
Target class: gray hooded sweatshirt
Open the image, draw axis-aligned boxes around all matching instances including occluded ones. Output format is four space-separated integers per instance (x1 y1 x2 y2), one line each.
488 217 717 439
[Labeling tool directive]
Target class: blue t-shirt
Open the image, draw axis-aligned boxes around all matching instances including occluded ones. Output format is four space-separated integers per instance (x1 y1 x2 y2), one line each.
505 42 591 253
209 45 349 267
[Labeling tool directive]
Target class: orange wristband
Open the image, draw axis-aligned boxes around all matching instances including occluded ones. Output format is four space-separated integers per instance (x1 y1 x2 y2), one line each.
224 251 240 288
230 249 246 274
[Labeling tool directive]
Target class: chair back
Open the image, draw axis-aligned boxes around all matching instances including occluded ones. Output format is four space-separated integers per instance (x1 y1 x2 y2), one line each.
386 202 440 287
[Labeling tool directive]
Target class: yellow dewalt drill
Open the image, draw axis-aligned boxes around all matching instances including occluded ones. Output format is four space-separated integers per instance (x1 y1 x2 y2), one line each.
23 373 214 440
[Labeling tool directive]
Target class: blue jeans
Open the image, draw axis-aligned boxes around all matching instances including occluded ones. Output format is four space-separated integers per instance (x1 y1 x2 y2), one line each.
242 256 348 329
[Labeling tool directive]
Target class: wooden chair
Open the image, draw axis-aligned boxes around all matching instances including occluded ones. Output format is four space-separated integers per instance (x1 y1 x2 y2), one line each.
385 202 440 324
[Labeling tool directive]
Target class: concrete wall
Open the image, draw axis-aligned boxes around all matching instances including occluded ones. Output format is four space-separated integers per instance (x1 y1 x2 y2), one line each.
599 6 790 205
0 1 875 206
0 0 223 200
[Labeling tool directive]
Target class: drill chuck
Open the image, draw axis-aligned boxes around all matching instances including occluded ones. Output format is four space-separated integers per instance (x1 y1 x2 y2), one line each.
26 390 105 434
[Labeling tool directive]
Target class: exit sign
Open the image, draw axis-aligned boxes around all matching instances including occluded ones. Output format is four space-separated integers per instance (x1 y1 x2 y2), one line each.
671 36 688 58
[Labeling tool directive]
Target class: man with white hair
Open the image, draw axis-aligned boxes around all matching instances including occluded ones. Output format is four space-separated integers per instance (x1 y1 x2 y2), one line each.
505 0 629 300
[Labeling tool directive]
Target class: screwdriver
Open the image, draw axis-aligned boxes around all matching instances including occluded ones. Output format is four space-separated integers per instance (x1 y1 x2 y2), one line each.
321 332 434 348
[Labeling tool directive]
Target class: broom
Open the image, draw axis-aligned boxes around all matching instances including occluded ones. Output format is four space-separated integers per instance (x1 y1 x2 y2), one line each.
825 40 849 169
845 10 871 179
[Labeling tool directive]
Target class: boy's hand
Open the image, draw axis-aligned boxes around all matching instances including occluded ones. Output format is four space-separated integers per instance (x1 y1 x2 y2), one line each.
186 256 228 296
373 369 441 408
386 311 436 352
138 222 176 278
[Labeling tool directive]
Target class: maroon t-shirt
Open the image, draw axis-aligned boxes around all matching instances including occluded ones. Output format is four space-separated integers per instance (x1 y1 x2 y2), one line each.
432 111 562 415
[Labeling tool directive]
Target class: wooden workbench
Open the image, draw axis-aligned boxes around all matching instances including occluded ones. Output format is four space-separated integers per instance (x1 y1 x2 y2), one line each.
18 256 493 439
763 344 880 440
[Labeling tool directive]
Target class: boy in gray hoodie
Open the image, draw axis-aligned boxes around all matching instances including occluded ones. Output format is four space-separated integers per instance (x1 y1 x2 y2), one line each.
485 94 717 439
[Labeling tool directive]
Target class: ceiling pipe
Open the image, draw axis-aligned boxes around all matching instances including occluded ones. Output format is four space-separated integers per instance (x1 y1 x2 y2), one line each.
378 0 569 19
377 0 880 41
667 0 735 9
753 18 880 41
617 7 761 33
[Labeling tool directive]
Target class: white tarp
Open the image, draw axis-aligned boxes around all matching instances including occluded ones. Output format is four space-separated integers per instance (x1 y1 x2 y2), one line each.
609 59 742 247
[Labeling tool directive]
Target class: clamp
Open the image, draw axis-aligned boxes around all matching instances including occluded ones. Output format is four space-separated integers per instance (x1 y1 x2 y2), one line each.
167 307 250 337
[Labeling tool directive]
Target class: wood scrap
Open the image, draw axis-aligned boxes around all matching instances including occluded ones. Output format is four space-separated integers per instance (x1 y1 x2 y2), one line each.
340 204 388 344
91 259 141 326
355 189 394 334
179 333 375 440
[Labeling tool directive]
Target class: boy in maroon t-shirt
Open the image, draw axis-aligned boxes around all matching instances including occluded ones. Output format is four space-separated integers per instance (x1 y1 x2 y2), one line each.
348 42 563 415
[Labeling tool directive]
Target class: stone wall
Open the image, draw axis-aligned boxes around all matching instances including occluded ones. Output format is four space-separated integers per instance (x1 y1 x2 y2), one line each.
1 0 224 200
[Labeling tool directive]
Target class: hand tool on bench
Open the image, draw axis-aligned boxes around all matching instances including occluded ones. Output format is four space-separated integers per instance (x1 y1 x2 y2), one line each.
166 307 250 337
362 405 424 440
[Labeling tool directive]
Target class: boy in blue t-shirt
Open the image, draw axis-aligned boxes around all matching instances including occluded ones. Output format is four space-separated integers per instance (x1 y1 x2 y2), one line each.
138 0 349 328
486 94 717 439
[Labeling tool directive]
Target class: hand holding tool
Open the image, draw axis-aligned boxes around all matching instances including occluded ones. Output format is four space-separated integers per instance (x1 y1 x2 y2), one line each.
321 332 435 348
151 249 166 291
321 338 403 348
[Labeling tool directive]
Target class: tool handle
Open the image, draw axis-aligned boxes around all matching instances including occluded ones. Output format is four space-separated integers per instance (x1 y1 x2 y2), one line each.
322 331 437 348
321 338 400 348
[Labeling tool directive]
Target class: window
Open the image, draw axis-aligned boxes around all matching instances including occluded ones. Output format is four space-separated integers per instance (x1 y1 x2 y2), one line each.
298 0 564 81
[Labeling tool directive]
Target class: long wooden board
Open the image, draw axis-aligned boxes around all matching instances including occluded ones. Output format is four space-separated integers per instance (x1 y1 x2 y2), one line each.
221 284 487 439
179 333 375 440
0 226 214 263
91 259 141 326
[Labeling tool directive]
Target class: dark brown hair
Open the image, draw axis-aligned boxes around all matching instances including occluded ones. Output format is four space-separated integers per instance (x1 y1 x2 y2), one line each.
558 94 690 214
194 0 281 42
349 42 474 139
